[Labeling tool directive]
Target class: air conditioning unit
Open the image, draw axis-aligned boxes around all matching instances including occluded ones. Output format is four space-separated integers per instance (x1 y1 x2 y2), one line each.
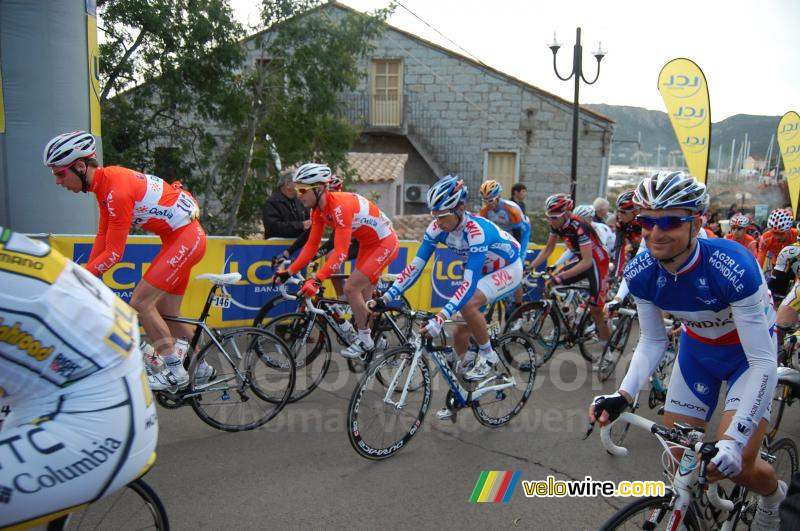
404 183 430 203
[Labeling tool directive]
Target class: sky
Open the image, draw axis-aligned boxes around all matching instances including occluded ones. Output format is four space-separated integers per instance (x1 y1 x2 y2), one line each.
229 0 799 121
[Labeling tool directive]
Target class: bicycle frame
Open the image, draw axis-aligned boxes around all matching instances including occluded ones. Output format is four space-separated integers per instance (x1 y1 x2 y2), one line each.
383 335 516 410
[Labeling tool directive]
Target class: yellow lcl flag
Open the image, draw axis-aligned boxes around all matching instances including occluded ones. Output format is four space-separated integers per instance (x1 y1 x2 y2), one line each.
777 111 800 217
658 59 711 184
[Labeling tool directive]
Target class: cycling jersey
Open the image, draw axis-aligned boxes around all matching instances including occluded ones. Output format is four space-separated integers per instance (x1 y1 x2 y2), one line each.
592 221 616 258
768 242 800 300
724 232 757 255
479 199 531 251
0 228 157 527
288 192 397 282
756 228 798 271
620 237 776 445
550 215 609 268
611 221 643 277
87 166 200 277
385 212 522 319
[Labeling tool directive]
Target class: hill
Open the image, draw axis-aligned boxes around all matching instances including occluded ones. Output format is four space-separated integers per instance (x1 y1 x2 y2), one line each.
586 104 782 167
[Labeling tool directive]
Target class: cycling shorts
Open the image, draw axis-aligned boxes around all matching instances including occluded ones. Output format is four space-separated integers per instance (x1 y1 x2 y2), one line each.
780 281 800 311
664 331 772 422
562 260 608 307
476 258 523 305
0 354 158 528
143 220 206 295
355 232 399 284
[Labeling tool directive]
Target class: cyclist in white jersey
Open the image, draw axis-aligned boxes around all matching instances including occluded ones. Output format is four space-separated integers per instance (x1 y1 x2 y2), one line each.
588 172 785 531
0 228 157 528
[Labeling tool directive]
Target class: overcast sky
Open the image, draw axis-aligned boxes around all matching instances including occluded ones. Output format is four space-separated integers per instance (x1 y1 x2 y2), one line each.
230 0 798 121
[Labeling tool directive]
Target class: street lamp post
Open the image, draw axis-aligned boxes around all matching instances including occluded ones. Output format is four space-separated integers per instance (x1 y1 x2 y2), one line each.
549 28 605 203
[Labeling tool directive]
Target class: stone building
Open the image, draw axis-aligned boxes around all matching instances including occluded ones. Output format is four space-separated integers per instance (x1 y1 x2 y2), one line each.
260 2 616 215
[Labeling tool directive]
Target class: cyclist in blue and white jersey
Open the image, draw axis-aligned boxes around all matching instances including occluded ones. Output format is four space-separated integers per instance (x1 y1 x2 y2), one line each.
375 176 523 419
589 171 785 531
0 227 157 528
479 180 531 310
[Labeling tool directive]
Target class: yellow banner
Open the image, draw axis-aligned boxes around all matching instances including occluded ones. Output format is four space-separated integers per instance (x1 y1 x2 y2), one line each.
86 14 101 136
658 58 711 184
777 111 800 217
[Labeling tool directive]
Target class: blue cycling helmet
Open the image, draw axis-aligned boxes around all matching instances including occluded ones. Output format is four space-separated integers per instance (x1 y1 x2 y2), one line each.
427 175 468 211
633 171 709 213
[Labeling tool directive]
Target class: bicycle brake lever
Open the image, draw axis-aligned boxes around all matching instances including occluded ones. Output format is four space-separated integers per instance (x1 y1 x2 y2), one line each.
583 421 596 440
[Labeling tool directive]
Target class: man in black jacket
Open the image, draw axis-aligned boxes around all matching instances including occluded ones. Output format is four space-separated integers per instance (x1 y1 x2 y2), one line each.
262 171 310 238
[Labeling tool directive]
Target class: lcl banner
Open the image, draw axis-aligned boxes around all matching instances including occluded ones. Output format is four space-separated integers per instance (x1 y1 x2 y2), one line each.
777 111 800 217
658 58 711 184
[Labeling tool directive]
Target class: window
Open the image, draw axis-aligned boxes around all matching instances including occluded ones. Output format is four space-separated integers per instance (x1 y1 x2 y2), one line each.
486 151 518 194
370 59 403 127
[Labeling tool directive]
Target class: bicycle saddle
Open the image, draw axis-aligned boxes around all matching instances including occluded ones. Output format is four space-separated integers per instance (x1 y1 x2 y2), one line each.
777 366 800 399
195 272 242 285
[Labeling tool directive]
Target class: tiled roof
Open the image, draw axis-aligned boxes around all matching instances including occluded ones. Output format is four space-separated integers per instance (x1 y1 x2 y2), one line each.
346 152 408 183
391 214 431 240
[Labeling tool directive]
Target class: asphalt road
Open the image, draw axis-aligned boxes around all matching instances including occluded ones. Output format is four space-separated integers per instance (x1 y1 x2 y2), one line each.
146 335 800 530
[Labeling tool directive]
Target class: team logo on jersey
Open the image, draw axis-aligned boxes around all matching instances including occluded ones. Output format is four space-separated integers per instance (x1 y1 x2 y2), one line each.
695 277 709 289
657 275 667 288
693 382 710 395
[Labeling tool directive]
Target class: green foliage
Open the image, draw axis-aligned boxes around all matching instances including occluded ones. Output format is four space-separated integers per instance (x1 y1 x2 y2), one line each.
99 0 391 236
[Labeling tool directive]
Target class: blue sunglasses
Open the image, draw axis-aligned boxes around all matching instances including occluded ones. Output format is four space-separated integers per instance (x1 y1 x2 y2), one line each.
636 214 695 231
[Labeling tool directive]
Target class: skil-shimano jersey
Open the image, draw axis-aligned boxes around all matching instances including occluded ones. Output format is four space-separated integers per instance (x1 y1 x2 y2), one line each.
385 212 521 319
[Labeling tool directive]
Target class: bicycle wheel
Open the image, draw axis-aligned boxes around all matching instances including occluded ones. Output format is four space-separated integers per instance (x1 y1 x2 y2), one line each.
56 479 169 530
771 437 799 486
598 314 634 382
766 383 791 441
347 347 431 460
262 312 331 402
471 332 537 428
599 492 700 530
190 327 295 431
504 301 560 365
484 299 507 333
577 307 605 363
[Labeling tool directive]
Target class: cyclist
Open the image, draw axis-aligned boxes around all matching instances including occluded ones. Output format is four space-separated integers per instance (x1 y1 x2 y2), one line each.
375 175 523 420
756 209 797 272
725 213 758 255
479 179 530 309
275 163 398 359
44 131 212 391
528 193 611 350
610 190 642 278
573 204 616 258
588 171 785 531
0 228 157 528
768 235 800 337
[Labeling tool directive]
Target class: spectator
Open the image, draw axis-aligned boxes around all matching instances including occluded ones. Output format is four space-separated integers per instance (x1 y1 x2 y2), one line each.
726 202 738 219
592 197 610 224
708 211 723 237
511 183 528 216
262 171 310 238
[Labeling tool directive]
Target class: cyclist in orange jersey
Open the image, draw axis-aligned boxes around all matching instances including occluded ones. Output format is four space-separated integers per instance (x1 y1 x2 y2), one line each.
756 209 797 271
725 213 757 256
44 131 210 390
275 163 399 359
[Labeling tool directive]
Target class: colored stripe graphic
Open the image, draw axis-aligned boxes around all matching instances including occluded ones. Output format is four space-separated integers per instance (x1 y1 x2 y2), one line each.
470 471 521 502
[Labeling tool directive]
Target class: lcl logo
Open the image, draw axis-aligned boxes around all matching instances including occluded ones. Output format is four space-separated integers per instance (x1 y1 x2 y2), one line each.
663 75 701 88
675 106 706 118
661 74 704 98
682 136 708 153
779 121 800 142
783 144 800 161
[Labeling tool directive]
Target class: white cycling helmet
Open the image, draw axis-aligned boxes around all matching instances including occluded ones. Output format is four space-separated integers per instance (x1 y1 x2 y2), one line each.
427 175 468 211
43 131 96 167
573 204 595 220
729 213 750 229
633 171 709 213
293 163 332 186
768 209 794 232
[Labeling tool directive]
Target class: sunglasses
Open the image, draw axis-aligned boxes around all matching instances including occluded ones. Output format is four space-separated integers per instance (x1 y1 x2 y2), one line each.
295 185 319 195
431 210 455 219
636 215 695 231
481 197 498 203
547 212 566 220
50 165 73 178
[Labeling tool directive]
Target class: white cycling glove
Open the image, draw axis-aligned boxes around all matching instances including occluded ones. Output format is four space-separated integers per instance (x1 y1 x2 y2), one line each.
424 314 444 337
711 439 743 477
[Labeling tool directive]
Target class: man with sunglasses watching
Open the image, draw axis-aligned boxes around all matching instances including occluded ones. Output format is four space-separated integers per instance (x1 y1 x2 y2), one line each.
43 131 212 391
725 213 758 255
756 209 797 273
590 171 785 531
274 163 399 359
527 193 611 352
373 175 523 421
